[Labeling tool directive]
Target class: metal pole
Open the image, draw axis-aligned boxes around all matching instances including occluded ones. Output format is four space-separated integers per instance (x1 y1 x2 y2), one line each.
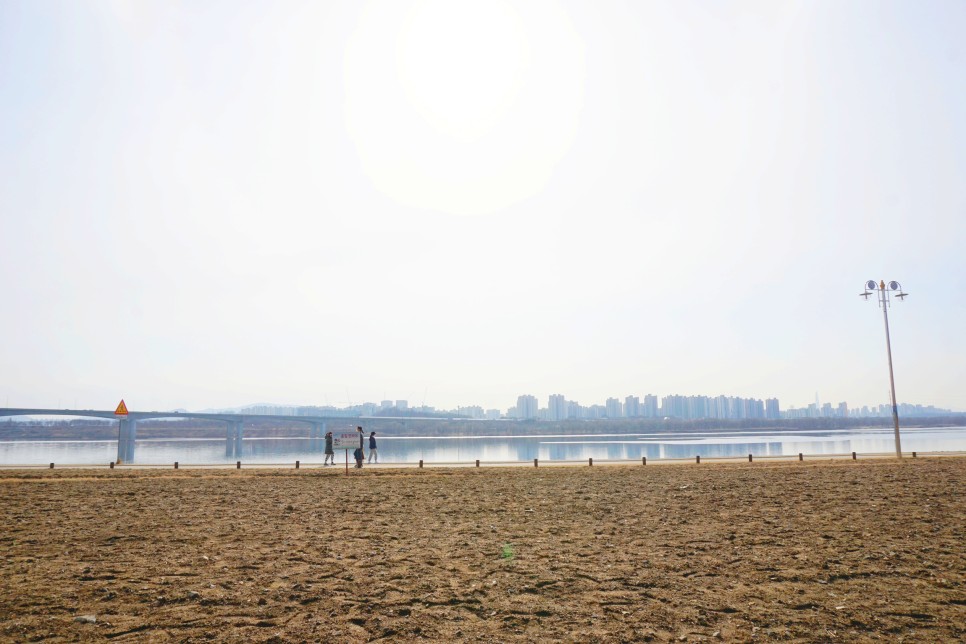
116 419 125 465
880 283 902 458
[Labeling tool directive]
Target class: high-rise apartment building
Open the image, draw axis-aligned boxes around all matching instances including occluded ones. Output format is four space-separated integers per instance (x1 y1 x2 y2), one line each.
765 398 780 419
659 394 770 420
459 405 484 419
605 397 623 419
548 394 568 421
624 396 640 418
643 394 659 418
516 394 539 420
662 395 687 418
567 400 583 419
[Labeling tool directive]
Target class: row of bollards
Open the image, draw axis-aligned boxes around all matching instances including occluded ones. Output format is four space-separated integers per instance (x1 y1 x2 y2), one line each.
92 451 920 470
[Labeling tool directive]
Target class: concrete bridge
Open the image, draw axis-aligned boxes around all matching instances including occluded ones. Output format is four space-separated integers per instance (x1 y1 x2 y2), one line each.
0 408 347 464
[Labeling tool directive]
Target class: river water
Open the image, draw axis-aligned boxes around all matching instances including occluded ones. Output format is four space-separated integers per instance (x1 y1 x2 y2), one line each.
1 426 964 465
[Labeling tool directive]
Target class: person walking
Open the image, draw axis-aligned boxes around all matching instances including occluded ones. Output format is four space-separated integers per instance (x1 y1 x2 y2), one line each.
354 426 365 468
368 431 378 464
323 431 335 466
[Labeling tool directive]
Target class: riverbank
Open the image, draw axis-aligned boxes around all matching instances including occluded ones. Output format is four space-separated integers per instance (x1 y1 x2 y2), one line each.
4 415 965 441
5 449 966 470
1 458 964 642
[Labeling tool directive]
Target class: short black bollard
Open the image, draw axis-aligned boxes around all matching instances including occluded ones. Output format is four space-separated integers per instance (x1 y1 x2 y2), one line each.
748 454 753 462
852 452 857 460
642 456 647 465
696 455 701 464
49 463 54 469
912 451 917 458
109 462 115 469
236 460 241 469
799 453 803 462
534 458 538 468
295 460 299 470
419 459 423 468
475 459 480 468
174 462 178 469
589 458 593 467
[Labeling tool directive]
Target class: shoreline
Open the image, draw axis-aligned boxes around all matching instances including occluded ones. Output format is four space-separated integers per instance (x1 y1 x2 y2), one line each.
2 449 965 471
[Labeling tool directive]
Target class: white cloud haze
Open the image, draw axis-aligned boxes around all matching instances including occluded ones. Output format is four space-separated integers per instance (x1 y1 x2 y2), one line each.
1 1 964 413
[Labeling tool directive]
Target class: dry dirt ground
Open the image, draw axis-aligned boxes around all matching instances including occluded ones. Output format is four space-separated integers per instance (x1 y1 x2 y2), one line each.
0 458 964 642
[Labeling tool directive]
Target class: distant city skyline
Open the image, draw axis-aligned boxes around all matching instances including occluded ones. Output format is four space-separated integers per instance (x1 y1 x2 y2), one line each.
213 391 958 422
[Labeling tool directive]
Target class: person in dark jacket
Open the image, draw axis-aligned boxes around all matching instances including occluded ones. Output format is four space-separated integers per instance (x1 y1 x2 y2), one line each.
354 426 365 468
368 431 378 464
323 431 335 466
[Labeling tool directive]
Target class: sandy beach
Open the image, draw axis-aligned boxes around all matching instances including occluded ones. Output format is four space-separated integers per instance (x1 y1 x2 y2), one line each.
1 457 964 642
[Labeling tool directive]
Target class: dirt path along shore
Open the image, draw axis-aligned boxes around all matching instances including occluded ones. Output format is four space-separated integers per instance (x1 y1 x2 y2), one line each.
1 458 964 642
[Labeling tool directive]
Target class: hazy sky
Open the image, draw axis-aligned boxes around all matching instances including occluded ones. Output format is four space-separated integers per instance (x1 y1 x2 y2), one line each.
2 1 964 414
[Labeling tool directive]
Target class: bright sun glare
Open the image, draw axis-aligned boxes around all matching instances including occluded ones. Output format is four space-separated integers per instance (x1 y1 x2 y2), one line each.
397 0 527 141
344 0 585 215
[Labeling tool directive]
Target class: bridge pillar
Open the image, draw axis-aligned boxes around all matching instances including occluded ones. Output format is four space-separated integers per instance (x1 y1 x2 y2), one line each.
233 421 244 458
117 418 137 464
225 421 235 458
310 422 324 450
127 419 137 462
116 420 126 464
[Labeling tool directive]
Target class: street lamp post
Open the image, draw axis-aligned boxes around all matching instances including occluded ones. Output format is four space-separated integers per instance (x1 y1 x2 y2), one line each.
861 280 908 458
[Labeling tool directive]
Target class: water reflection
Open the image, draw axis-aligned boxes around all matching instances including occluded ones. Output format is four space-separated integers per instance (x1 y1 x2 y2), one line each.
0 427 964 465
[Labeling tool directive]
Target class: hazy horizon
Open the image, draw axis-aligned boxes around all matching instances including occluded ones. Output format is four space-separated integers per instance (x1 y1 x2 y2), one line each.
2 1 965 413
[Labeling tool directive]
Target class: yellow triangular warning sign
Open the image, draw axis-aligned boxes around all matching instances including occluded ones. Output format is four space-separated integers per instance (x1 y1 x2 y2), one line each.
115 399 129 416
